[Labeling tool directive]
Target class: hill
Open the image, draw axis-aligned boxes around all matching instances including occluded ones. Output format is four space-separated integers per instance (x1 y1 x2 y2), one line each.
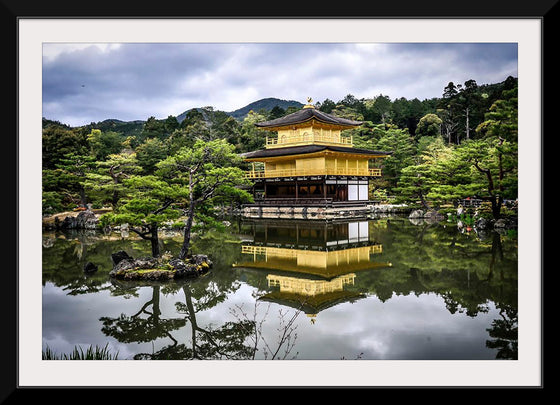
225 97 304 120
81 118 145 138
175 97 304 123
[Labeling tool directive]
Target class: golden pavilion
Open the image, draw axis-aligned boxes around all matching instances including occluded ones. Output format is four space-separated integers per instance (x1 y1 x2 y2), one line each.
241 99 392 219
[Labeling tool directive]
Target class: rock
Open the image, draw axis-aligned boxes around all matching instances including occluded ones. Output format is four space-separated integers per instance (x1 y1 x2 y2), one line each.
493 217 517 231
83 262 98 273
58 210 99 230
408 218 425 226
109 256 159 278
168 258 197 278
111 250 133 266
112 258 136 274
475 217 494 230
409 209 424 219
191 254 213 267
494 218 508 228
424 210 446 223
109 253 212 280
424 210 444 219
42 236 55 248
169 256 212 278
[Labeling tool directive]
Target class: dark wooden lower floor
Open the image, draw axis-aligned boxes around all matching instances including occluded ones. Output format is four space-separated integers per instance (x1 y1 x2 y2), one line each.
252 178 371 204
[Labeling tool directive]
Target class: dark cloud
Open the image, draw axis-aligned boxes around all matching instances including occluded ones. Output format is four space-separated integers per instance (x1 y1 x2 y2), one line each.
42 42 518 126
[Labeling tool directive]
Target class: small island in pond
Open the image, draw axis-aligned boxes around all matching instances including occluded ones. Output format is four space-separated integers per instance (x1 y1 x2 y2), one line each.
109 250 212 281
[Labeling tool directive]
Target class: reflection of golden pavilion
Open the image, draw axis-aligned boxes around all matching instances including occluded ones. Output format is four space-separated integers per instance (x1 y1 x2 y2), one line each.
240 244 385 278
233 219 392 318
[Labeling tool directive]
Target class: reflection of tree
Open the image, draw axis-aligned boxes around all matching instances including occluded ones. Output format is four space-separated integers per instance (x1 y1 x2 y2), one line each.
101 279 300 360
100 286 187 346
229 301 301 360
354 218 517 318
133 286 255 360
486 304 518 359
42 230 174 295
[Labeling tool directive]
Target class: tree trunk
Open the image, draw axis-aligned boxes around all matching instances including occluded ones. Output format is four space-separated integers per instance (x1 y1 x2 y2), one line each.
79 186 87 207
151 286 161 327
150 225 160 257
112 177 120 206
179 202 196 260
182 287 199 359
491 196 502 220
465 107 470 140
112 190 119 207
487 231 504 281
418 192 430 210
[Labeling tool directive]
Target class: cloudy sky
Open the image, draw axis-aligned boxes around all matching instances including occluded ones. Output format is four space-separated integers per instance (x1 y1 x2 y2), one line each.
42 42 518 127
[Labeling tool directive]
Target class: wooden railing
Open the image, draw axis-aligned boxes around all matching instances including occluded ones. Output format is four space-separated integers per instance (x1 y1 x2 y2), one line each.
245 168 382 178
241 245 298 258
266 133 353 148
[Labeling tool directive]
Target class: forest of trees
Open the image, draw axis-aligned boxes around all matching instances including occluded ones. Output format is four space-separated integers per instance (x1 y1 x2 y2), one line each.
43 76 519 255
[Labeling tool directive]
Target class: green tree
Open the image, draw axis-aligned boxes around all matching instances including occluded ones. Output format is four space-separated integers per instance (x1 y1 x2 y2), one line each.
394 163 436 209
180 109 205 129
330 104 364 121
239 110 268 152
138 116 167 142
156 139 252 259
268 105 286 119
317 98 336 113
368 94 393 124
455 138 517 219
42 124 89 169
424 139 474 206
458 79 480 141
416 113 442 140
340 93 360 108
476 87 518 143
442 82 459 99
49 153 96 208
163 115 180 134
87 129 124 161
135 138 168 174
372 125 416 189
100 175 186 257
84 152 142 207
167 128 197 155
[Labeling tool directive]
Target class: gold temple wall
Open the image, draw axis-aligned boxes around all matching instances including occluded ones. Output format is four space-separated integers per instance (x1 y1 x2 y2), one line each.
266 273 356 297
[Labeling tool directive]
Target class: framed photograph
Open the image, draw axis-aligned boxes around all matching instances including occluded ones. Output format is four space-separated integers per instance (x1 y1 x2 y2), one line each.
10 2 549 393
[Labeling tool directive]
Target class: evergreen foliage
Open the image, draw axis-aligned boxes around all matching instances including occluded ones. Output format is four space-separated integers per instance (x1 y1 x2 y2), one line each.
42 76 518 223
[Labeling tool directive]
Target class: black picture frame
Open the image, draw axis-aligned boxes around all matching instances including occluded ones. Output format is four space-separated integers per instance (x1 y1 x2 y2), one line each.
5 0 553 397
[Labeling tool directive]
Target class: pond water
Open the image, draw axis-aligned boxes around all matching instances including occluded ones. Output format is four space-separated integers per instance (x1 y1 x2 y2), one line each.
42 216 518 360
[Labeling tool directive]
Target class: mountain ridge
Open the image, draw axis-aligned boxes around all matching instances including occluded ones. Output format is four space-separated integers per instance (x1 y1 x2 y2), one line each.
175 97 304 123
225 97 304 120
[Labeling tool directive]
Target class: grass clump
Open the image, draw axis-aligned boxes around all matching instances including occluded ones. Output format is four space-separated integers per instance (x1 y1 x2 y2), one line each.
42 343 119 360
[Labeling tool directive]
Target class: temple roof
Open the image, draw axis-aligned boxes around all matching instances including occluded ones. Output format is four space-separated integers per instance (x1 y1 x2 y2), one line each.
255 107 363 129
241 144 392 160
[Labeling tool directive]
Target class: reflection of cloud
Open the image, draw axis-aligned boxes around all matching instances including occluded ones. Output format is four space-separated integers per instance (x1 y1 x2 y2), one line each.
42 279 502 360
297 293 500 360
